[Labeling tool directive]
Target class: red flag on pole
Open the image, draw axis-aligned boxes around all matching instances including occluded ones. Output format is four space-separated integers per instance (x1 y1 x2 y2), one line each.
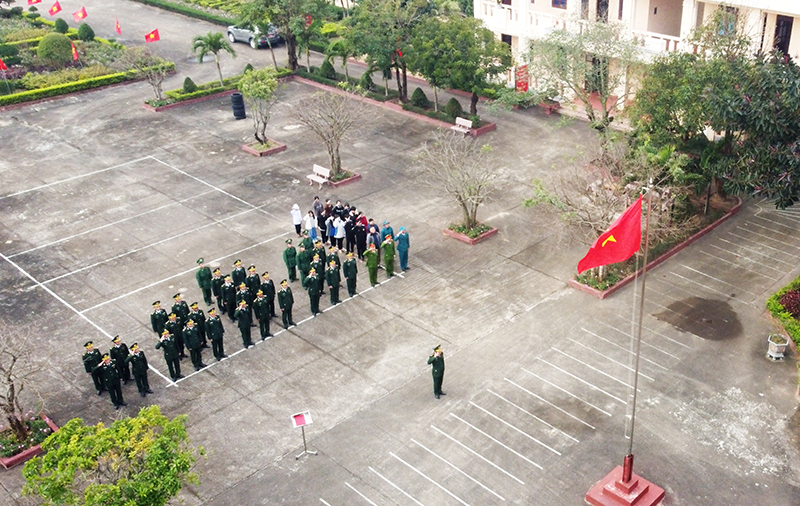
28 0 42 5
48 1 61 15
72 6 87 23
144 29 160 43
577 196 643 274
0 58 7 71
70 41 79 61
115 19 122 35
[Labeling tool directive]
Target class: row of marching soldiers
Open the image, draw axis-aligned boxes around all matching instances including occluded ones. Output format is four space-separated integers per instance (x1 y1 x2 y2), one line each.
81 336 152 410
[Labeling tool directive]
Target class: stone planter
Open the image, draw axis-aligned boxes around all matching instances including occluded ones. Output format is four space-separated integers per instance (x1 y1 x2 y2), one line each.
767 334 789 361
328 172 361 188
443 226 498 245
241 139 287 157
470 122 497 137
0 415 59 469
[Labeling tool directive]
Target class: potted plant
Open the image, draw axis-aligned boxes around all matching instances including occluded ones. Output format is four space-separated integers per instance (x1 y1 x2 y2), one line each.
767 333 789 361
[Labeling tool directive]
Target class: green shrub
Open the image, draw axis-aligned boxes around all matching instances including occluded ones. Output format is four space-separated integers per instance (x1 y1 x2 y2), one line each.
358 71 374 91
10 7 24 17
126 0 235 26
243 62 254 73
77 23 94 42
444 97 463 118
182 76 198 93
319 58 335 79
37 33 72 67
54 18 68 34
410 87 429 108
3 27 49 42
0 43 19 58
402 102 457 124
28 6 38 12
17 65 113 89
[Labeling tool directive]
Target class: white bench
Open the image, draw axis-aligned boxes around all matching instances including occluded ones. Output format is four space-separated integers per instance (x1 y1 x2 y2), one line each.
307 164 330 188
451 116 472 135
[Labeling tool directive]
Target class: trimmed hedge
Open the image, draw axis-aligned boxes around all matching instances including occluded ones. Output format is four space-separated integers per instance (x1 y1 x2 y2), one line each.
294 67 398 102
766 274 800 349
126 0 235 26
160 67 291 103
402 102 457 124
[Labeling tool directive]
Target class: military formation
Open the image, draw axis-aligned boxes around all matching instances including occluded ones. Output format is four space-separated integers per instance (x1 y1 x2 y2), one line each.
82 336 153 410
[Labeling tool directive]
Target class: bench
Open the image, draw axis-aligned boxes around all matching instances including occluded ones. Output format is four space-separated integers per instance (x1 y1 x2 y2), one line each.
307 164 330 188
450 116 472 135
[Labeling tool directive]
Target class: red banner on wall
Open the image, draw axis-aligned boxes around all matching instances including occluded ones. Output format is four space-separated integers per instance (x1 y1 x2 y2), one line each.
515 65 529 92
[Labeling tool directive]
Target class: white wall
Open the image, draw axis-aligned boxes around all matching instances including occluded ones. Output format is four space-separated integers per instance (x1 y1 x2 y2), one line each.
646 0 683 35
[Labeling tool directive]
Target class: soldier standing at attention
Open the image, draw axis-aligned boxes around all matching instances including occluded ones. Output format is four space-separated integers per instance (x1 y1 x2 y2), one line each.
297 245 311 285
253 290 273 340
155 329 182 381
206 308 227 360
328 246 341 268
211 268 226 313
396 227 410 271
365 243 379 287
343 252 358 297
221 275 237 322
109 335 131 385
261 271 277 317
125 343 153 397
171 293 190 329
381 221 395 242
278 280 295 329
94 354 126 410
164 313 186 359
236 283 254 323
326 259 341 305
231 259 247 288
300 229 314 251
313 239 327 268
303 268 321 316
183 319 206 371
310 253 325 295
283 239 298 282
82 341 104 395
427 345 446 399
235 301 254 348
196 258 213 306
150 301 168 337
381 236 396 278
188 302 209 348
246 265 261 297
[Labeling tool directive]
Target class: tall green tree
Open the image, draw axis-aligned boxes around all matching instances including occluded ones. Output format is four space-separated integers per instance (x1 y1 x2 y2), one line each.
23 406 203 506
290 8 323 72
239 66 280 144
191 31 237 86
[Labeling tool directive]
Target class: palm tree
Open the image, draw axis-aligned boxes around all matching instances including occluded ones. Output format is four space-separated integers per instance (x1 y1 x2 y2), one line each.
191 32 237 86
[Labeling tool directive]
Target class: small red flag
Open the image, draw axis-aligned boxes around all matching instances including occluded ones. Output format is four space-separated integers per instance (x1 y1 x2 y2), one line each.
144 29 160 43
70 41 79 61
48 1 61 15
28 0 42 5
577 196 643 274
72 6 87 22
0 58 7 71
115 19 121 35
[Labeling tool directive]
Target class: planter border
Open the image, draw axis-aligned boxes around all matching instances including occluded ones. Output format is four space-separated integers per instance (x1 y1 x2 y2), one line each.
241 139 287 157
0 414 59 470
570 197 742 299
329 172 362 188
443 227 498 245
143 88 238 112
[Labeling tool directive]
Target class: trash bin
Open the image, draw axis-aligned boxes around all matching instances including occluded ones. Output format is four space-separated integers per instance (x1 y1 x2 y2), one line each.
231 92 246 120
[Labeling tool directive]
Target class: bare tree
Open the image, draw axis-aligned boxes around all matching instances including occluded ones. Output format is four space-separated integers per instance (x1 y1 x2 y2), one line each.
0 318 43 443
292 88 368 177
115 46 172 101
415 129 498 230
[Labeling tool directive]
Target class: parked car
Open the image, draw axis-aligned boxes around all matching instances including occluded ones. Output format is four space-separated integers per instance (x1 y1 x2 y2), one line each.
226 24 282 49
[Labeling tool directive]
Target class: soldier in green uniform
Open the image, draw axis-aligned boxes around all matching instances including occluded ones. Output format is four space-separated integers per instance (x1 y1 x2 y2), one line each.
278 280 296 329
183 319 206 371
164 313 186 359
427 345 446 399
343 252 358 297
252 290 273 340
326 259 341 305
381 236 396 278
82 341 104 395
211 268 226 313
236 283 254 323
231 259 246 288
328 246 341 268
125 343 153 397
206 308 227 360
245 265 261 297
155 329 182 381
150 301 168 337
297 245 311 285
313 240 327 269
196 258 213 306
303 268 321 316
365 243 379 287
234 300 254 348
171 293 190 328
261 271 277 317
283 239 298 282
188 302 208 348
300 229 314 251
109 335 131 385
94 354 126 410
310 254 325 295
221 276 237 322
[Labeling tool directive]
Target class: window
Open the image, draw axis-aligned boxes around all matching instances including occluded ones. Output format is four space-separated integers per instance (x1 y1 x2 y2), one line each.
552 0 566 8
618 0 623 20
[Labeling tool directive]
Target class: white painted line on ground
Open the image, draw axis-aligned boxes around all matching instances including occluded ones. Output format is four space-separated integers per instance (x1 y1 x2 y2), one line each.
504 378 595 429
319 499 332 506
410 438 505 501
570 341 655 381
520 369 612 417
468 401 561 455
344 482 379 506
726 230 799 258
487 389 579 442
680 264 757 297
740 220 800 242
0 156 152 200
716 237 794 266
535 356 629 404
639 322 699 347
450 413 543 470
669 271 734 299
298 316 315 324
707 243 785 273
549 349 638 391
389 452 470 506
368 466 426 506
698 250 778 281
735 225 800 251
430 425 525 485
581 328 670 368
596 321 688 354
753 212 800 230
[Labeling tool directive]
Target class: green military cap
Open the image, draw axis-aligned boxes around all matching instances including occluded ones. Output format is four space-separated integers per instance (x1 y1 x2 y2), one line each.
190 302 199 308
313 254 320 260
213 268 221 274
168 313 177 318
262 271 269 277
309 268 316 274
111 335 120 343
131 342 139 351
152 300 161 307
173 293 181 300
234 259 242 266
239 283 246 288
161 329 170 336
101 354 110 361
84 341 93 348
346 252 354 257
256 290 263 296
329 259 336 265
225 275 232 280
433 345 441 352
186 319 195 325
197 258 204 264
285 239 293 244
302 230 309 235
248 265 256 272
208 308 216 315
280 279 288 285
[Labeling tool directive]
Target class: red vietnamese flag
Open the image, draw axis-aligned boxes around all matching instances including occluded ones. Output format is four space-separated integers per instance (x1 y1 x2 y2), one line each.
48 1 61 15
115 19 121 35
0 58 7 71
144 29 160 42
72 6 87 23
28 0 42 5
577 195 643 274
70 41 79 61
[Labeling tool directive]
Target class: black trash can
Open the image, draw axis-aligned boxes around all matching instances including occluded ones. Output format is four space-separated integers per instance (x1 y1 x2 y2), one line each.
231 92 246 120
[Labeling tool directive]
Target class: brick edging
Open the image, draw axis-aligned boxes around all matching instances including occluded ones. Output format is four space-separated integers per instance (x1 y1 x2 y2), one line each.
442 227 498 245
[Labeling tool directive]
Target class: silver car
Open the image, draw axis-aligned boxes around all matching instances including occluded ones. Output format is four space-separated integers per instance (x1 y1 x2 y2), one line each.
226 24 282 49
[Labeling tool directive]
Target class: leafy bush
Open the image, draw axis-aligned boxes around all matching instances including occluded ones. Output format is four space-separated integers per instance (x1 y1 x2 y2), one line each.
126 0 235 26
3 27 49 42
242 62 254 73
0 43 19 58
77 23 94 42
54 18 68 34
37 33 72 67
294 68 398 102
410 87 429 108
402 102 456 124
779 290 800 318
448 223 492 239
27 6 38 12
358 71 374 91
444 97 463 118
0 418 53 458
767 274 800 352
17 65 113 89
319 57 335 79
182 76 197 93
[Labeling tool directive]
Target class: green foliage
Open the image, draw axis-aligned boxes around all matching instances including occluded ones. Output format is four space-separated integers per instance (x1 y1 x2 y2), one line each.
239 65 278 101
76 23 94 42
357 70 374 91
53 18 68 34
295 67 398 102
0 42 18 57
448 223 491 238
180 0 245 14
23 406 202 506
3 26 48 41
443 97 463 118
0 418 53 458
319 57 335 79
402 101 454 123
127 0 236 26
182 76 198 93
410 86 429 108
17 64 113 89
36 32 71 67
192 31 237 85
766 274 800 350
243 62 254 73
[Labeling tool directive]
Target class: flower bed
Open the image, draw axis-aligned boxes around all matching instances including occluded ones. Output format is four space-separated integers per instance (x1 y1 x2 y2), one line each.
444 223 497 245
127 0 236 26
766 275 800 351
241 139 287 157
328 171 361 187
0 415 59 469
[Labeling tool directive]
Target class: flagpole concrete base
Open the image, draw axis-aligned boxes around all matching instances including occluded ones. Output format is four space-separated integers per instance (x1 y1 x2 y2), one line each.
585 466 665 506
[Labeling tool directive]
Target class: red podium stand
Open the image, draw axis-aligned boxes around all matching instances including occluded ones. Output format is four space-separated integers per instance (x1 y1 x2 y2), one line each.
585 465 665 506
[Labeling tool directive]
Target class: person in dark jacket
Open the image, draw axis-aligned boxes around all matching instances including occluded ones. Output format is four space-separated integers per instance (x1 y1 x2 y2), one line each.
261 271 277 317
94 354 126 409
206 308 227 360
220 276 237 322
150 301 168 336
278 280 295 329
234 301 254 348
326 259 341 305
427 345 446 399
183 319 206 371
252 290 273 340
211 268 226 313
109 335 130 384
283 240 298 282
343 252 358 297
82 341 104 395
155 329 182 381
125 343 153 397
231 259 247 288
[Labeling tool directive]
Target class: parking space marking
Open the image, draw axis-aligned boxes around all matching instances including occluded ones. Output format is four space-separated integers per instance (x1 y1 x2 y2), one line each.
344 482 379 506
725 230 798 258
581 328 671 367
741 219 800 242
451 413 544 470
390 452 470 506
504 379 595 429
469 401 561 455
430 425 525 485
410 438 505 501
715 238 794 267
669 271 736 299
520 369 612 417
368 466 426 506
680 264 758 297
735 225 800 251
597 320 690 353
571 341 655 381
698 250 779 281
535 356 629 404
487 389 579 442
707 244 786 274
751 213 800 232
319 499 333 506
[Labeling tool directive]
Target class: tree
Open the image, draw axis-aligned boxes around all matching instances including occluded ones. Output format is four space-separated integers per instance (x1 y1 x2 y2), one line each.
239 67 279 144
292 88 368 176
23 405 203 506
408 14 511 116
290 9 322 72
0 318 43 444
526 19 642 133
115 46 172 101
325 33 356 82
192 32 237 86
414 129 497 229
